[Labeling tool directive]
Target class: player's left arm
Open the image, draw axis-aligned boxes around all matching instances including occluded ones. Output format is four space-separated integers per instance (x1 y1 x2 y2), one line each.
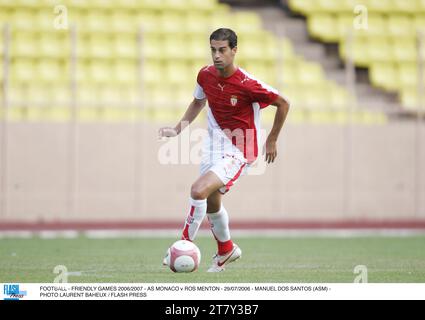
264 95 290 164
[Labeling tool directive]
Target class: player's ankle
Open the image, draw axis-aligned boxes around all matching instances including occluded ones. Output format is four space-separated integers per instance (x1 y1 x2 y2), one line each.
217 239 234 255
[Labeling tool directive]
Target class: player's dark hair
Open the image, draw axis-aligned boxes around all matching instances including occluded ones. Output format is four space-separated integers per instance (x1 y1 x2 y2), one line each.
210 28 238 49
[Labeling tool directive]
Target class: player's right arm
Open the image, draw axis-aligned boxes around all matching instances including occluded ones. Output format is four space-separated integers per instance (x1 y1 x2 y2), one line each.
158 97 207 138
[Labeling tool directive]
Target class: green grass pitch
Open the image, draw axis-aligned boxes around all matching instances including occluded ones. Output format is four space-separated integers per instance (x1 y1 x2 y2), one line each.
1 236 424 283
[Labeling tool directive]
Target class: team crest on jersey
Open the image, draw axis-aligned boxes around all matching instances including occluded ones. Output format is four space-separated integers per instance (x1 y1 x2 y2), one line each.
230 95 238 106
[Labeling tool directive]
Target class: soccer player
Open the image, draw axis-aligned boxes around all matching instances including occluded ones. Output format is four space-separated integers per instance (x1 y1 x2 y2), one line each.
159 28 290 272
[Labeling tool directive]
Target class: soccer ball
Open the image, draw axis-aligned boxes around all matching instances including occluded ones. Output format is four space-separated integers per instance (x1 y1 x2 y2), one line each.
164 240 201 273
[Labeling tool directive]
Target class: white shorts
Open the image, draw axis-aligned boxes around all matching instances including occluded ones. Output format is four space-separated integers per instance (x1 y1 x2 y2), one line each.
200 153 249 195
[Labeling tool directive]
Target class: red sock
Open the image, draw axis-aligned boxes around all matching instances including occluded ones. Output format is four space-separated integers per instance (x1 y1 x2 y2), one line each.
217 239 234 256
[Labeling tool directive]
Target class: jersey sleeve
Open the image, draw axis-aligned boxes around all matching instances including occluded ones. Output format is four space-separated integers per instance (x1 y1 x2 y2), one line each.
248 79 279 109
193 67 207 100
193 82 206 100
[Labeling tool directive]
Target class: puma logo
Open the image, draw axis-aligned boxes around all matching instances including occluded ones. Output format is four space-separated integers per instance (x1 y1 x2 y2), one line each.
218 83 226 91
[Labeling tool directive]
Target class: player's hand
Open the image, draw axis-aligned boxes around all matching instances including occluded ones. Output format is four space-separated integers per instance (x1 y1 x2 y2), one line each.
158 127 178 139
263 138 277 164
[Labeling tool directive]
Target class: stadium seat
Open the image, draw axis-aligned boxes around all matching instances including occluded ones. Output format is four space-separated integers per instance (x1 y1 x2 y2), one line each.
392 38 417 62
289 0 425 111
369 63 398 91
367 37 394 63
234 11 263 33
185 12 210 34
364 0 395 13
110 10 138 33
11 32 38 58
297 62 325 85
113 60 138 84
113 34 138 59
10 58 35 84
287 0 320 15
400 88 423 111
398 63 419 88
39 32 70 58
308 13 339 42
88 35 116 59
387 15 415 38
160 12 185 34
392 0 421 14
1 0 359 123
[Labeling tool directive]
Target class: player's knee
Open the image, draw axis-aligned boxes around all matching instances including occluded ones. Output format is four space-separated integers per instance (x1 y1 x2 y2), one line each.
190 184 208 200
207 202 221 213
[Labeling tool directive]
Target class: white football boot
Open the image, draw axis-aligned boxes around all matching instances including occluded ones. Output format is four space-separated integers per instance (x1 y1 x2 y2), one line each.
162 249 169 266
207 244 242 272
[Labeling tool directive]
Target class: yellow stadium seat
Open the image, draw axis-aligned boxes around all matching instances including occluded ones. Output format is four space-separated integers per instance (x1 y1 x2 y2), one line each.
139 0 164 10
162 0 190 11
392 0 421 14
280 63 298 86
10 9 36 31
11 31 38 58
400 88 424 111
110 10 138 33
114 34 138 59
414 14 425 32
392 38 417 62
296 62 325 85
98 85 124 106
365 0 394 13
26 84 51 106
109 0 138 10
362 15 388 37
336 14 353 40
368 37 394 63
10 58 35 84
419 0 425 11
141 60 163 85
39 32 70 58
185 12 210 34
280 38 296 61
188 0 217 12
163 34 188 60
302 85 331 109
160 12 185 34
209 12 237 32
387 15 415 38
369 62 398 91
317 0 352 14
38 59 68 84
77 85 100 106
87 60 113 84
288 0 320 15
80 11 111 33
398 63 418 88
189 34 210 60
50 85 71 107
164 62 191 86
327 82 351 109
114 60 138 84
308 13 339 42
141 33 162 59
8 85 27 106
88 34 115 59
238 33 277 61
243 62 278 87
234 12 262 33
120 85 140 106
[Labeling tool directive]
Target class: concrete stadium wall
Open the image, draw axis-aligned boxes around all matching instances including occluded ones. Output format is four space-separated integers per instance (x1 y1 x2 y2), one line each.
0 120 424 224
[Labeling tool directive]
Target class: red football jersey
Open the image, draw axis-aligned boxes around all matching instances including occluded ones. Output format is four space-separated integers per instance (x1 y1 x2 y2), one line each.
194 65 279 163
